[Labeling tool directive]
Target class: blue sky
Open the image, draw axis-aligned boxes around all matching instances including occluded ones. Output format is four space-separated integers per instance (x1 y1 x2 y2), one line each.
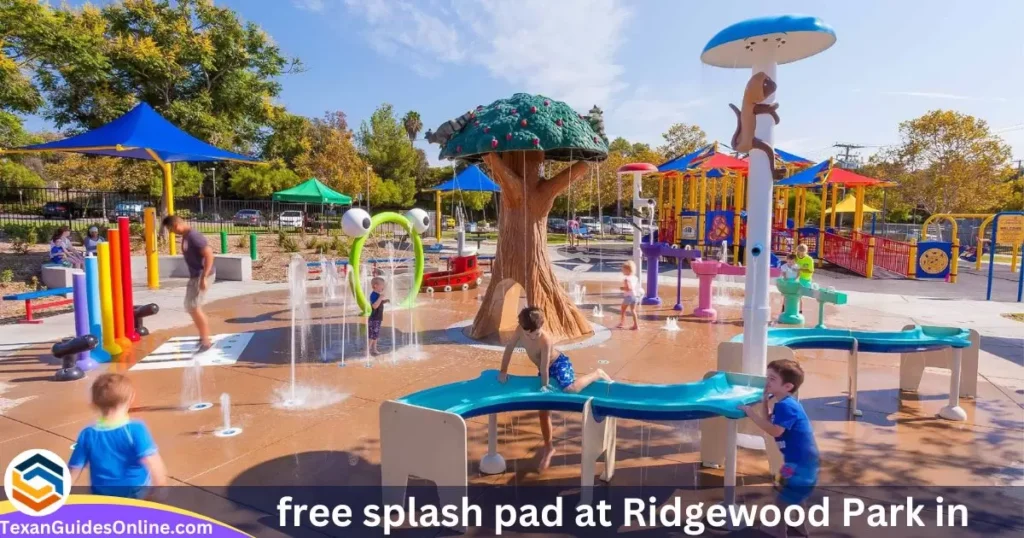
35 0 1024 166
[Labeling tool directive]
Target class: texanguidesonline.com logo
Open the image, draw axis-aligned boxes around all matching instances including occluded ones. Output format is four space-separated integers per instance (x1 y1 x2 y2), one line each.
4 449 72 516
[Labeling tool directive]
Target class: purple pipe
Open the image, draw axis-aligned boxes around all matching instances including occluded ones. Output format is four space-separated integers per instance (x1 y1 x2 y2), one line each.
72 272 98 371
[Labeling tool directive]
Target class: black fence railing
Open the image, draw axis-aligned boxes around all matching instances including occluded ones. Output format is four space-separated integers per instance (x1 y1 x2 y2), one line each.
0 187 350 235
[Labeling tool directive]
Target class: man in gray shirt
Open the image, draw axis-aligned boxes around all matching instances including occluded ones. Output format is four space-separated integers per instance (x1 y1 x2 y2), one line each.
163 215 216 354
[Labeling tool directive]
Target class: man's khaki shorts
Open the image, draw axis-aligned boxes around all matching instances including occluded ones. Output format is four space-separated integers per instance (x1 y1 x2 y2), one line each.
184 273 215 312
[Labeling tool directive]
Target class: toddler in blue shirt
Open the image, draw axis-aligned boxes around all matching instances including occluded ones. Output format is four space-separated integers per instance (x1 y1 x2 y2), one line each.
69 373 167 499
741 359 819 537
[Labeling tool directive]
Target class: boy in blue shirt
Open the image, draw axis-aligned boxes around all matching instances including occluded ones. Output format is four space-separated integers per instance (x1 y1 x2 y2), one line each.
740 359 818 537
69 373 167 499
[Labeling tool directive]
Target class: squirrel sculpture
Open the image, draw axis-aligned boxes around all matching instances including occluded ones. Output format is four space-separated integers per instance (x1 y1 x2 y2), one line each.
729 72 780 172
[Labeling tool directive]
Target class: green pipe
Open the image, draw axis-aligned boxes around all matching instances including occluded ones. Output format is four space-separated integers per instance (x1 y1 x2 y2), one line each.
250 233 258 261
220 231 228 254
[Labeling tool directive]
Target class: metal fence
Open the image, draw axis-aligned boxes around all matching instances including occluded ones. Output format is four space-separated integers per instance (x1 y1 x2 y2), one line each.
0 187 350 235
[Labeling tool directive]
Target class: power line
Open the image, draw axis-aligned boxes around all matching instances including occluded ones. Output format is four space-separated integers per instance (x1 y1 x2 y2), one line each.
833 143 865 169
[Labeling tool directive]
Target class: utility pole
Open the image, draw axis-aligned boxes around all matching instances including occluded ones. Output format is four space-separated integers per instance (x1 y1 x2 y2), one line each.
833 143 865 169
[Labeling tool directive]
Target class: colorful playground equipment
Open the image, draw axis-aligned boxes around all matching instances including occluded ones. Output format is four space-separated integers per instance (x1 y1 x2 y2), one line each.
76 216 159 361
638 242 701 309
342 208 428 314
381 370 766 507
690 259 781 320
729 325 975 421
973 212 1022 273
773 159 899 279
653 143 814 261
985 211 1024 302
775 279 848 327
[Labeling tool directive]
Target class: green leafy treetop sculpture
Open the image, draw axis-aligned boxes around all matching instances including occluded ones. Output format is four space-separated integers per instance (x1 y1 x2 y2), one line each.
427 93 609 342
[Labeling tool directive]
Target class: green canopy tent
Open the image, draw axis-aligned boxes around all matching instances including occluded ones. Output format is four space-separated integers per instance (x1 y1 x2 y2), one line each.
271 178 352 231
271 178 352 204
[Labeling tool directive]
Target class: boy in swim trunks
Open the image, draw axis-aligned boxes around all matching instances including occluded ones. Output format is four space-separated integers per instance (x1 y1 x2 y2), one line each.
498 307 611 471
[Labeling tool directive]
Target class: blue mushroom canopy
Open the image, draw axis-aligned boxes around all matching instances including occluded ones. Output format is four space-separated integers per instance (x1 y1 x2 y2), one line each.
701 15 836 68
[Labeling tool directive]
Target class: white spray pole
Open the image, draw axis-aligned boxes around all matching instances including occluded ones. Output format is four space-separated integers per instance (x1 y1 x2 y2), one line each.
740 56 777 376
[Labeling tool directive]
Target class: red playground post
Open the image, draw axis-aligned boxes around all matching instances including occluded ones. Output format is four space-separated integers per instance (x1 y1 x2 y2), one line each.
118 216 140 342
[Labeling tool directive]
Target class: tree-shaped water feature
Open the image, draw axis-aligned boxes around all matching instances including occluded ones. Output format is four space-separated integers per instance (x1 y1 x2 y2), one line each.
427 94 609 341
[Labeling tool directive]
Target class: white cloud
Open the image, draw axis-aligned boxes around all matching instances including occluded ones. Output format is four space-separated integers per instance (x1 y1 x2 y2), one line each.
340 0 632 109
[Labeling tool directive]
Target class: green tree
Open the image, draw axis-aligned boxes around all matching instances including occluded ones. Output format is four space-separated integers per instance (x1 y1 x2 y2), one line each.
228 161 301 198
608 137 631 154
359 103 417 207
35 0 302 151
402 110 423 144
871 110 1013 214
42 154 156 192
658 122 707 160
0 160 45 188
294 110 379 201
149 162 203 197
261 108 310 167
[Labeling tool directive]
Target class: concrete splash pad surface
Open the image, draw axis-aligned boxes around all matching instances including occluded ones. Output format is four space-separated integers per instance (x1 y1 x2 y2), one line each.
0 281 1021 531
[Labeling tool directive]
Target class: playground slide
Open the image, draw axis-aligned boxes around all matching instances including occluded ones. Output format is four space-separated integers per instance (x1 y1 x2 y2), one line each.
397 370 762 421
730 325 971 353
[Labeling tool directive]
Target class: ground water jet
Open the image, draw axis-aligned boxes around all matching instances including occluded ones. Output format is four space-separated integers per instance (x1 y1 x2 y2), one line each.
215 393 241 437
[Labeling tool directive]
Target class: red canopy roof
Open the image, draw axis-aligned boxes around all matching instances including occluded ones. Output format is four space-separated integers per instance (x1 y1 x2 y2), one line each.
827 168 887 186
617 162 659 173
695 153 748 171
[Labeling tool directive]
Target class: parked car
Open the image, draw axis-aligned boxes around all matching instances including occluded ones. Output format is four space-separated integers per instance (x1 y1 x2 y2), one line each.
578 216 600 232
547 218 567 233
42 201 85 219
232 209 266 227
603 217 632 235
107 201 148 223
278 210 304 228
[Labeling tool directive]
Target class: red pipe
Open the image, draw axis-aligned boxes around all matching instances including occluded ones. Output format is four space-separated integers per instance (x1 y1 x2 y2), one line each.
118 216 140 341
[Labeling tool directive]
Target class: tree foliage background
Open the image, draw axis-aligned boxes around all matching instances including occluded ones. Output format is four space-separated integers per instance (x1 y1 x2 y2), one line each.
1 0 1021 223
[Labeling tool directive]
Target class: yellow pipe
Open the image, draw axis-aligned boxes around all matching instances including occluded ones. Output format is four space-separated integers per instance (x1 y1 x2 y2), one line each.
908 239 917 279
674 176 684 240
96 243 122 357
108 228 131 352
144 208 159 290
976 215 995 270
697 172 707 248
435 191 442 242
866 237 876 279
657 177 665 218
818 186 827 261
829 183 838 228
854 186 865 231
1012 244 1019 273
163 162 176 256
950 238 960 283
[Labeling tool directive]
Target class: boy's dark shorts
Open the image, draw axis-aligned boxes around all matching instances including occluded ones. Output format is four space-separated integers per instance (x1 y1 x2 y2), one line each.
368 320 382 340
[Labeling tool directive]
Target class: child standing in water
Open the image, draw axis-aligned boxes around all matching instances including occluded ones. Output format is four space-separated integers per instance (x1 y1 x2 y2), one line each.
367 276 389 355
69 373 167 499
618 260 640 330
499 307 611 470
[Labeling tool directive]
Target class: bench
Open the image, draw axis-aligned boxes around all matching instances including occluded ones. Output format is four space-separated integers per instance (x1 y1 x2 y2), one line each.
2 287 75 324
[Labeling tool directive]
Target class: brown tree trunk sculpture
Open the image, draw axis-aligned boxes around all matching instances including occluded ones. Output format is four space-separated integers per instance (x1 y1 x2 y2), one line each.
470 151 592 342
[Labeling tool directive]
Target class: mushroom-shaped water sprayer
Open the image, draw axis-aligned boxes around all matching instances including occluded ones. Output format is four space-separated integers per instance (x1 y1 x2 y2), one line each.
701 16 835 376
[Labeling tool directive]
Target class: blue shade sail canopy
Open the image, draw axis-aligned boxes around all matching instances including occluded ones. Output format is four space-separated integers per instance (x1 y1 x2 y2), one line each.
701 15 836 68
776 147 812 164
6 103 258 163
776 159 833 186
432 165 500 192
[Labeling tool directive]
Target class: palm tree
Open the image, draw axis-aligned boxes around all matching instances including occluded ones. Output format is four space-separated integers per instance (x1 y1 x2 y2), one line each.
402 111 423 144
